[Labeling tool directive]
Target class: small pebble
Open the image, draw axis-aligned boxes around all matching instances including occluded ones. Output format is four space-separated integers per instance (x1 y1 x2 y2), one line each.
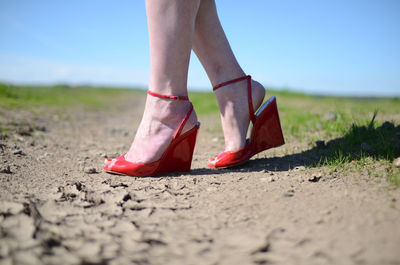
308 173 322 182
294 166 306 171
12 149 24 155
84 167 98 174
283 189 295 197
0 165 12 174
268 176 275 182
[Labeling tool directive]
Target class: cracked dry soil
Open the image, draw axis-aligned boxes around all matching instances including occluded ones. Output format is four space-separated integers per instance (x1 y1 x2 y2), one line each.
1 93 399 265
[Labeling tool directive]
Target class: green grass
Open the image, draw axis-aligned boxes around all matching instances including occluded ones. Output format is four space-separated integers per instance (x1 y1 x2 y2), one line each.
189 91 218 115
2 83 399 186
191 88 400 186
0 83 138 109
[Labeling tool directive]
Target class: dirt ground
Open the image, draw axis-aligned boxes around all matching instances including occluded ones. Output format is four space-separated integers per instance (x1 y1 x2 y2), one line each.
1 93 399 265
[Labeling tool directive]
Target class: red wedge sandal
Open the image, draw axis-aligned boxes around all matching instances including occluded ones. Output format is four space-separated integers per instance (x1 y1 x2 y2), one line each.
104 91 200 177
208 75 284 168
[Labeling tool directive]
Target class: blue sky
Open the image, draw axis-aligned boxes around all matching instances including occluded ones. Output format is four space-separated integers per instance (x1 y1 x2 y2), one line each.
0 0 399 96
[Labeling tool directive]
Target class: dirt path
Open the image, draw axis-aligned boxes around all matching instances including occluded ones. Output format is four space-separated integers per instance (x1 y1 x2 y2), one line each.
1 93 399 265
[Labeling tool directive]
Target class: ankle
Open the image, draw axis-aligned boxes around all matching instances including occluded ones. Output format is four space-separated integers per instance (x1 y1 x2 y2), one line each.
148 80 188 98
206 63 245 88
214 79 265 106
144 95 193 124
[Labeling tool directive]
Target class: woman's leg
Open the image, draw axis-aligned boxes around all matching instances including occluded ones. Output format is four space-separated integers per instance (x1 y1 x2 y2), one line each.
192 0 265 152
124 0 200 163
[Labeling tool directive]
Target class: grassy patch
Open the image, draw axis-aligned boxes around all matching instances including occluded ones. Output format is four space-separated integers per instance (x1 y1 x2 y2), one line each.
321 114 399 160
0 83 139 109
315 117 400 186
189 91 219 115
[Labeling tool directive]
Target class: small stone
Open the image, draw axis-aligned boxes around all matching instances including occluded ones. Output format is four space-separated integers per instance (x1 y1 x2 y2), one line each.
12 149 24 155
315 140 326 148
85 192 104 206
0 165 12 174
361 142 372 152
283 190 295 197
393 157 400 168
84 167 97 174
268 176 275 182
294 166 306 171
308 173 322 182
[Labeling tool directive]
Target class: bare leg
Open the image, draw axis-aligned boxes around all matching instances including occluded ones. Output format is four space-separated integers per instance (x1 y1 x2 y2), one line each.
122 0 200 164
192 0 265 152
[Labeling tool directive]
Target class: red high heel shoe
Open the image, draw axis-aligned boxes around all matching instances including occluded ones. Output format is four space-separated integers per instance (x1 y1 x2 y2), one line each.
208 75 284 168
104 91 200 177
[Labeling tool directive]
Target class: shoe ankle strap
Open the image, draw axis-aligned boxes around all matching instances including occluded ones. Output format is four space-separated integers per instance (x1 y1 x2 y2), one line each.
213 75 251 91
213 75 256 125
147 90 189 100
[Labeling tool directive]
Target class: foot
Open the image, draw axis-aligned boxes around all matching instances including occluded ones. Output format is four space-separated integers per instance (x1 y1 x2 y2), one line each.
106 93 197 166
214 78 265 152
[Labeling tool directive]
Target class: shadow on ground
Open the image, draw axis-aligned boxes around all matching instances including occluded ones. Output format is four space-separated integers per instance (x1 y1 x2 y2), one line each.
189 120 400 175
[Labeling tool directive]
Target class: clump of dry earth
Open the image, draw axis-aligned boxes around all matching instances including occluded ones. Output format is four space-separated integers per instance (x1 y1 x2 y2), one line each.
0 94 399 265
